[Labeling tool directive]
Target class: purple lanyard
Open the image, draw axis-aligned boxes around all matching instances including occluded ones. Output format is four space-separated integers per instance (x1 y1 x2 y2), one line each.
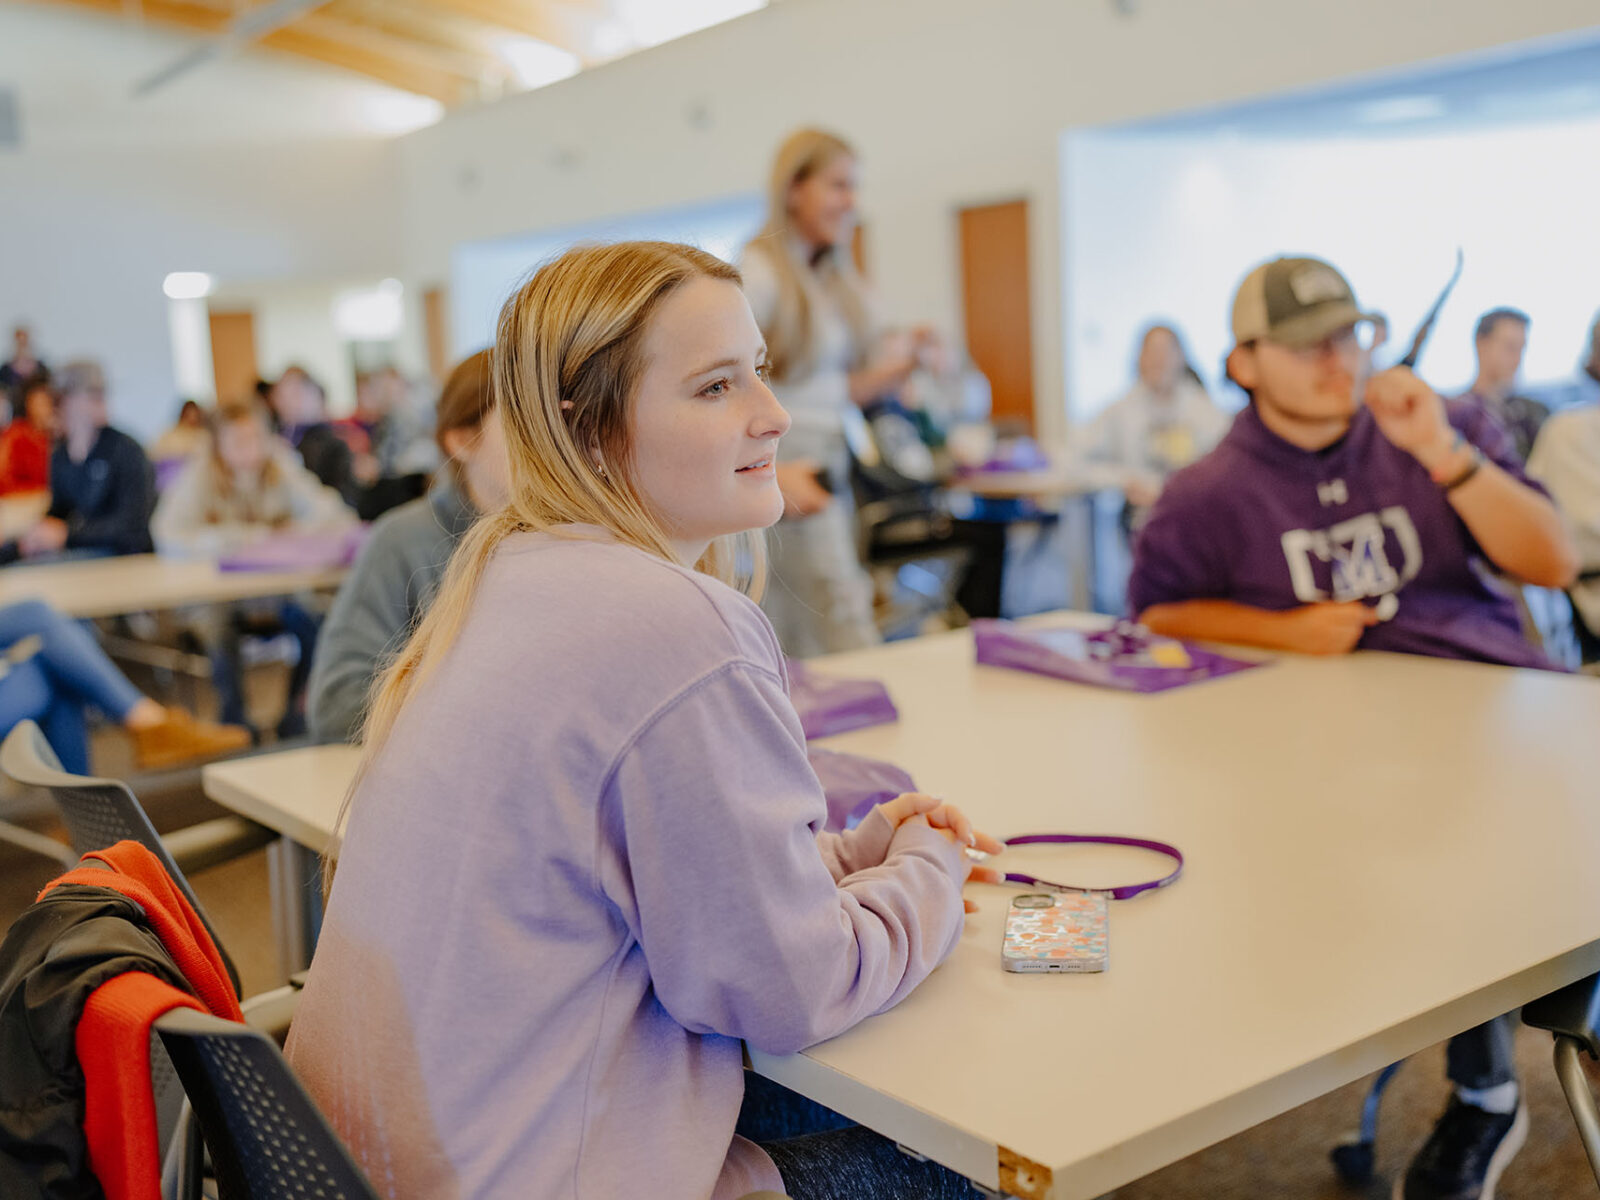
989 833 1184 901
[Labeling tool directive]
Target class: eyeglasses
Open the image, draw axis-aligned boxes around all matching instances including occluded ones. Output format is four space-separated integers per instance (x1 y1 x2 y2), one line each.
1272 322 1377 360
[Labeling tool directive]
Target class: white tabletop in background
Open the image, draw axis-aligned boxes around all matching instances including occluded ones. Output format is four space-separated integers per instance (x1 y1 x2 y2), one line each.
201 617 1600 1199
0 553 347 618
955 462 1122 501
0 492 50 542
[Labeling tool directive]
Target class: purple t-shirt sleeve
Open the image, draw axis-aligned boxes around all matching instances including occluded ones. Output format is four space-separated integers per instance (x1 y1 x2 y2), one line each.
603 659 966 1057
1447 399 1549 496
1125 476 1231 617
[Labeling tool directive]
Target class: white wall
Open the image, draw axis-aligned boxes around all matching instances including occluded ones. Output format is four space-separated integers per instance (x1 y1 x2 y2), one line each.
395 0 1600 446
449 193 763 356
1063 117 1600 421
0 140 403 439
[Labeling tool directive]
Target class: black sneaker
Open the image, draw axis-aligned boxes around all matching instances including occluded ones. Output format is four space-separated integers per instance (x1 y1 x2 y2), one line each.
1393 1096 1529 1200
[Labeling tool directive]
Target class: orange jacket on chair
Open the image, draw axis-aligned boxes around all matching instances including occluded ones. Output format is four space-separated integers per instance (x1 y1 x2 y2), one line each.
0 841 244 1200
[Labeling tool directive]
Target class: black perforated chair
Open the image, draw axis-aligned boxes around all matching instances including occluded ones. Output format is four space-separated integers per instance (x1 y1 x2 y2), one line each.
1524 973 1600 1187
0 718 276 873
0 720 280 994
155 1006 379 1200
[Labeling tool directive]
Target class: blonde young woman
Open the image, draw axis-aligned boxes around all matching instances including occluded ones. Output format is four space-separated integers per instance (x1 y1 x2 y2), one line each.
741 129 935 657
285 242 999 1200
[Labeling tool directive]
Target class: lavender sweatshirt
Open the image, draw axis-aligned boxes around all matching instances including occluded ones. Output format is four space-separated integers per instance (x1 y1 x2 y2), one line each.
285 529 968 1200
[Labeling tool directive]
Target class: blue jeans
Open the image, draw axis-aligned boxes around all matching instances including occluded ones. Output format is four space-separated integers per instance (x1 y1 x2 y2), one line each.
738 1073 980 1200
1449 1015 1518 1090
207 600 321 731
0 599 143 774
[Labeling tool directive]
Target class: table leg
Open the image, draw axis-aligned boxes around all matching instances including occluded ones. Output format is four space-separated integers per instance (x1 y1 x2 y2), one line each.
1064 493 1098 614
267 835 323 979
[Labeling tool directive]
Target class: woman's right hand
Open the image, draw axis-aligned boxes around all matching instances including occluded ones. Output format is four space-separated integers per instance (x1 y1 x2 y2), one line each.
875 793 1004 910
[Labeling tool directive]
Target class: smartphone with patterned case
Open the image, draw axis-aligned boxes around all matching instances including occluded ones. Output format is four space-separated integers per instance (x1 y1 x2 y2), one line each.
1001 892 1109 973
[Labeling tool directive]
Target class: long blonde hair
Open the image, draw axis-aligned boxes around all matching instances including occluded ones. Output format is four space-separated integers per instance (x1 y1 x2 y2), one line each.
327 242 764 883
746 128 872 383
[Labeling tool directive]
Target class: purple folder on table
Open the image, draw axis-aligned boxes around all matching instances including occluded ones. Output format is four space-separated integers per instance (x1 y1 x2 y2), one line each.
955 436 1052 478
217 528 369 573
786 658 899 741
972 618 1264 694
808 746 916 832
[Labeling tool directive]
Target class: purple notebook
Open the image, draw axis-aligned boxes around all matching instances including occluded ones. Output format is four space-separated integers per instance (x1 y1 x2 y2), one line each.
786 658 900 741
807 746 916 832
956 436 1052 477
217 528 369 573
973 619 1264 694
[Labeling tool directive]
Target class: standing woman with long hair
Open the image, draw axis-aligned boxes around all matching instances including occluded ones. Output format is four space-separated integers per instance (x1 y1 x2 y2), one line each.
741 129 927 657
286 242 997 1200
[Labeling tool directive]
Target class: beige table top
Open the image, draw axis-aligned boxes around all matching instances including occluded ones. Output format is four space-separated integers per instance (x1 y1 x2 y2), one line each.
201 619 1600 1199
954 462 1123 502
0 492 50 542
0 553 347 618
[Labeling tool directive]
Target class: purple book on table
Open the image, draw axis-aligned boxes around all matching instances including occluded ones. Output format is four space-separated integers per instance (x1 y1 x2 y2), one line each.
807 746 916 832
786 658 899 741
217 528 369 573
973 619 1264 694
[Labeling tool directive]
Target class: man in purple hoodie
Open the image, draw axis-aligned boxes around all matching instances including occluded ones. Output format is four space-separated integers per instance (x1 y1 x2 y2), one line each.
1128 255 1578 1200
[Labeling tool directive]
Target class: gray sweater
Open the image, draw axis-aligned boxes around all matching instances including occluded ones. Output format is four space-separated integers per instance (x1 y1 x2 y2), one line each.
307 477 476 741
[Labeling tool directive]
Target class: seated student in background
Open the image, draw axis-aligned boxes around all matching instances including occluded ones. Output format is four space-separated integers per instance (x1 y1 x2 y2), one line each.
1079 322 1230 521
3 359 154 563
0 598 247 773
1456 308 1547 463
1528 381 1600 652
268 365 358 508
337 366 432 521
1128 256 1577 1200
0 324 47 403
153 398 355 736
150 398 210 464
1539 312 1600 413
286 242 998 1200
308 350 507 742
1130 256 1576 666
0 378 55 495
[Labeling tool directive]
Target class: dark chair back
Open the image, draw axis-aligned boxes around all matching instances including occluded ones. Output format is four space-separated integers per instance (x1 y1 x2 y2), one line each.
0 720 241 995
155 1007 378 1200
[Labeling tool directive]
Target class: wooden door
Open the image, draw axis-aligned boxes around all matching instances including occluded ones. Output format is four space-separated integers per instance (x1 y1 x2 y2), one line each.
422 285 450 381
208 309 259 405
959 199 1035 430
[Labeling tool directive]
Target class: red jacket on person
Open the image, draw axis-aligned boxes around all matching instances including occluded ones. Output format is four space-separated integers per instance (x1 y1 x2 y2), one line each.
0 420 52 495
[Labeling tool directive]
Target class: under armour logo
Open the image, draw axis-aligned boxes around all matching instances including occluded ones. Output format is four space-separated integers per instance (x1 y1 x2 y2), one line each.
1317 479 1348 507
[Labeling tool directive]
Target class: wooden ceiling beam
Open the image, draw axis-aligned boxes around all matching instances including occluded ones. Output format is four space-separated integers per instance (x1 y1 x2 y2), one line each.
31 0 472 103
290 11 493 82
260 25 473 102
412 0 592 57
